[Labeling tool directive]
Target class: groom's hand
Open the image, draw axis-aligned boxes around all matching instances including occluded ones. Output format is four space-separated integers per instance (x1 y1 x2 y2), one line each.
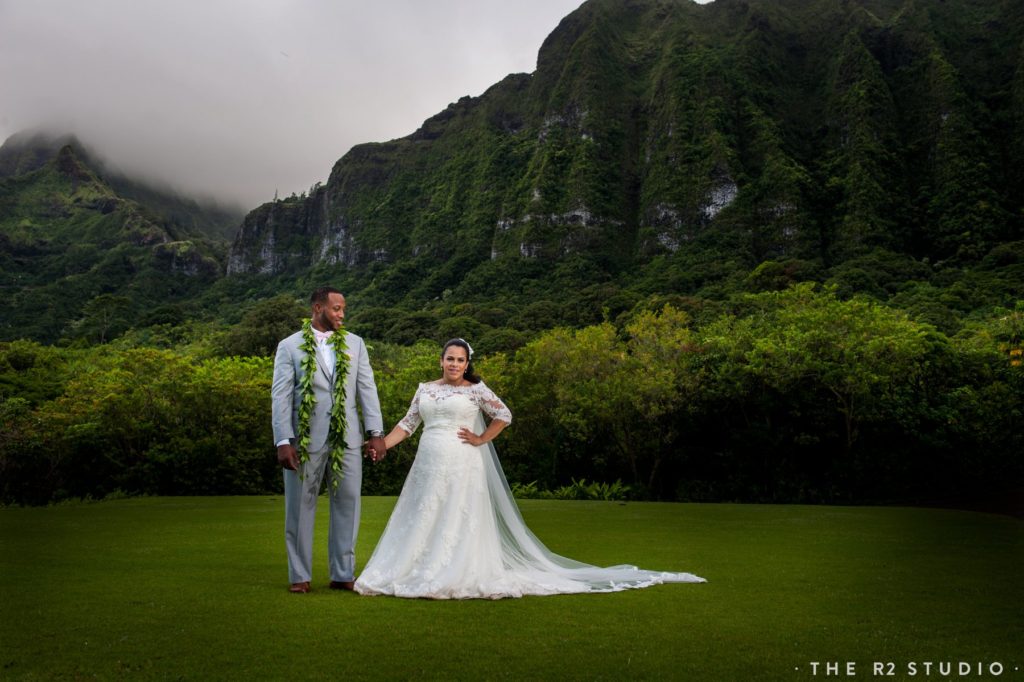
365 436 387 463
277 444 299 471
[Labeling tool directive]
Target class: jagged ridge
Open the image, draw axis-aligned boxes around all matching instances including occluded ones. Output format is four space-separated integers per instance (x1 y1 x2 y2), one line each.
227 0 1023 301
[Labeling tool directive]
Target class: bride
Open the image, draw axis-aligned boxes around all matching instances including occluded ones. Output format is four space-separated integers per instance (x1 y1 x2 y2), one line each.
354 338 705 599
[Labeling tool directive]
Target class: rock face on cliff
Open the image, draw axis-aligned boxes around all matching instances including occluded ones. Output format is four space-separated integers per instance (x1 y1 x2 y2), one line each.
227 0 1023 295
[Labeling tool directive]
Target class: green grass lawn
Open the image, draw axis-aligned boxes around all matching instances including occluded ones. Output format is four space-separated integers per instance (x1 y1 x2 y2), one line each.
1 497 1021 680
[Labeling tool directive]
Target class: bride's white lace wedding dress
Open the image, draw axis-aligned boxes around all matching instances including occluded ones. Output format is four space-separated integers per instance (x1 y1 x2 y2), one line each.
353 381 705 599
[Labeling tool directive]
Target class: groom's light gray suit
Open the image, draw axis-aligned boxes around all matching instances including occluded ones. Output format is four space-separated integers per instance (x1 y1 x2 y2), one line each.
271 330 383 584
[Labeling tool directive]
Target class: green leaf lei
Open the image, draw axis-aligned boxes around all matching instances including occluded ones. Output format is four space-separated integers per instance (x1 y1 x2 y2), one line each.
297 318 351 490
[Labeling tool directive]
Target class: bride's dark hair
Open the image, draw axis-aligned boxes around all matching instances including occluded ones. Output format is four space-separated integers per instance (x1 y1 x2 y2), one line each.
441 338 481 384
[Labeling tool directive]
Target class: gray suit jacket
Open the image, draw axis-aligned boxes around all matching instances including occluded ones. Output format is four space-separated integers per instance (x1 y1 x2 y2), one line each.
271 330 384 451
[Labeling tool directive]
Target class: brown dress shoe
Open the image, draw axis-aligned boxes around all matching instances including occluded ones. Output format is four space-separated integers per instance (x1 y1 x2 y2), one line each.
329 580 355 591
289 581 311 593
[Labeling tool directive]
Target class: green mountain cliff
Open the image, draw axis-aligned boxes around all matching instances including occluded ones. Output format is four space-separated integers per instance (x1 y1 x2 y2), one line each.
225 0 1023 342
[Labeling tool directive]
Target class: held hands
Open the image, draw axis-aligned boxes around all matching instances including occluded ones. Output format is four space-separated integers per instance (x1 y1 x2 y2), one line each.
364 436 387 463
457 427 485 447
277 443 300 471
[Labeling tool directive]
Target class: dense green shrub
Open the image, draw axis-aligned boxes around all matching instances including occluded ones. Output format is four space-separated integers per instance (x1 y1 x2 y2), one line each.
2 289 1021 505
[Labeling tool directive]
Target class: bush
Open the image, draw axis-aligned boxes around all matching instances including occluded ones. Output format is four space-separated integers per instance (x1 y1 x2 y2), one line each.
3 289 1021 505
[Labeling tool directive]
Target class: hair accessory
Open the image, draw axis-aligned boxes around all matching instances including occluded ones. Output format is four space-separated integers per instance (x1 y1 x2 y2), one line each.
458 338 475 358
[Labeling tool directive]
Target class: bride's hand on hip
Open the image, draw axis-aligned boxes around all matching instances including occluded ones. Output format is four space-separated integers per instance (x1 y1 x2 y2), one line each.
457 427 483 447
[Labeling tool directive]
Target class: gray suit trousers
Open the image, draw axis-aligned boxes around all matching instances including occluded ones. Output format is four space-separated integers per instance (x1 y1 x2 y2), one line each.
283 443 362 584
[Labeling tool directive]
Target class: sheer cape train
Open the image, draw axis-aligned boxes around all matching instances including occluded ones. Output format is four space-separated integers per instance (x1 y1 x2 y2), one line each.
472 413 706 594
354 383 705 599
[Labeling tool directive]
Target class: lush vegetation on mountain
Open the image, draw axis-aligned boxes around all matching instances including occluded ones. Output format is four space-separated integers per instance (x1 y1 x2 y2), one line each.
224 0 1023 351
3 0 1022 349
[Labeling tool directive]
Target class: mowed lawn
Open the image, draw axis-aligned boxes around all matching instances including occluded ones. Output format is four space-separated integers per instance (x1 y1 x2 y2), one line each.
1 496 1021 680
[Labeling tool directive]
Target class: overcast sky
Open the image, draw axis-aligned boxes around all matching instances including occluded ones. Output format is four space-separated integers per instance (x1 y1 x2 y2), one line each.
1 1 711 210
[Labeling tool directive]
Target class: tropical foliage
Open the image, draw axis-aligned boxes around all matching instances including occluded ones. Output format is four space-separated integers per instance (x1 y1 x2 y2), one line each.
3 288 1020 505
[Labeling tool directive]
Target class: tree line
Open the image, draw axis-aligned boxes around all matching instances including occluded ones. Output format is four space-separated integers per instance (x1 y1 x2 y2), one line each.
1 285 1021 506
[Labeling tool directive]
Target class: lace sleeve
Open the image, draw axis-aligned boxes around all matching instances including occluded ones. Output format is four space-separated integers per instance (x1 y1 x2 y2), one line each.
397 384 424 435
474 382 512 424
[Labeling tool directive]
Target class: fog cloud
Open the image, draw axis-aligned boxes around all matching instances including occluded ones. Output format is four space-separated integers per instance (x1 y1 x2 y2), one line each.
1 1 710 209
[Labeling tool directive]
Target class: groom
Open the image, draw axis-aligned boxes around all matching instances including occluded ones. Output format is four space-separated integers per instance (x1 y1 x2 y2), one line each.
271 286 387 593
